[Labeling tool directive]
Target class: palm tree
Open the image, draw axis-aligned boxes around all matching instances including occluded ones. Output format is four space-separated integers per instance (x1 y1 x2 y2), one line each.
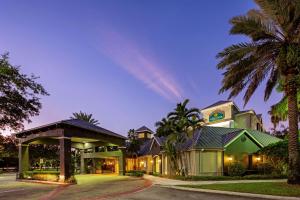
167 99 202 133
155 99 202 176
71 111 100 125
155 118 174 137
217 0 300 184
126 129 139 170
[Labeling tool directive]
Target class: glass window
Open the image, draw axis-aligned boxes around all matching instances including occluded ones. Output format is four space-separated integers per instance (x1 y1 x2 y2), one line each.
107 146 118 151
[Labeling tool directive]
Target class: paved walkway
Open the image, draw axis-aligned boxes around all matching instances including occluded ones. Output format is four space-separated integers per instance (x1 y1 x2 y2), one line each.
144 174 286 186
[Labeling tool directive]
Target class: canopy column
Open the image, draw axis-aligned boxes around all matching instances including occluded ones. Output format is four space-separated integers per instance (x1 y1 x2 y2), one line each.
59 137 71 182
80 149 85 174
118 148 125 175
18 144 29 178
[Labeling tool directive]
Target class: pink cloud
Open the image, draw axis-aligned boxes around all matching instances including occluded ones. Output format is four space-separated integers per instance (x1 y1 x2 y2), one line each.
95 30 183 102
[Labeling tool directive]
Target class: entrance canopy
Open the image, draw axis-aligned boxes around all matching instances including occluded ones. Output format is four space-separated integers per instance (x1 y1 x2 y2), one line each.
16 119 126 145
15 119 127 182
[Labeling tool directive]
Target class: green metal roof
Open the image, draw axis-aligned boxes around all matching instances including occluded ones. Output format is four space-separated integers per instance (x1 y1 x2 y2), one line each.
246 130 282 147
193 126 281 149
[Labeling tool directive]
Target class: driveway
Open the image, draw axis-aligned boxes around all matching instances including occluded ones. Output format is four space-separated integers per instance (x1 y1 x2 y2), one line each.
0 173 57 200
0 173 148 200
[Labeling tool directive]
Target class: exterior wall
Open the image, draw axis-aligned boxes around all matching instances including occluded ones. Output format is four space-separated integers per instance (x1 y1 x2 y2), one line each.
201 103 234 125
126 158 137 171
234 113 263 131
137 155 153 173
161 150 223 176
138 132 152 139
198 150 223 176
224 132 261 170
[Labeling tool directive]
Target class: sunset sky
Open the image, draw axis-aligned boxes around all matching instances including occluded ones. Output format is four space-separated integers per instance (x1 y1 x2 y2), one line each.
0 0 283 136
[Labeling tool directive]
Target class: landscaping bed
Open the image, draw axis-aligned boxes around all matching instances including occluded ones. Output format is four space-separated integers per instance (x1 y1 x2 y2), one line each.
23 170 60 182
179 182 300 197
125 170 145 177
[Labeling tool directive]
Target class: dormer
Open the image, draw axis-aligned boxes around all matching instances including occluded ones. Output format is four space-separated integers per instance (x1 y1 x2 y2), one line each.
135 126 153 141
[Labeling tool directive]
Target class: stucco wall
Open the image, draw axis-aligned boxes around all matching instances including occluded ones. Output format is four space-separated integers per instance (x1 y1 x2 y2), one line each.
234 113 263 131
224 132 261 169
201 103 233 125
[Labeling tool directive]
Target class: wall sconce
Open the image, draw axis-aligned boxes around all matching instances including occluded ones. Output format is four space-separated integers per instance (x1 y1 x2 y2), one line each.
158 159 161 163
150 160 153 163
256 157 261 161
140 161 144 165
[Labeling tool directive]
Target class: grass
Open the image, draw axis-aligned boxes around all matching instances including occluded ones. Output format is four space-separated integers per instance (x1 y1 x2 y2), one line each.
180 182 300 197
161 174 287 181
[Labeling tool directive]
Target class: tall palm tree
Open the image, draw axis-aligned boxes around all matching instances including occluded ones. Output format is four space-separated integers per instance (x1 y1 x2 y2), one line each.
167 99 202 133
217 0 300 184
155 118 174 137
71 111 100 125
155 99 202 176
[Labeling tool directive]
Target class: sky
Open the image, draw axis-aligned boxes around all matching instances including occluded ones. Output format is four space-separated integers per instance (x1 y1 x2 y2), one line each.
0 0 283 136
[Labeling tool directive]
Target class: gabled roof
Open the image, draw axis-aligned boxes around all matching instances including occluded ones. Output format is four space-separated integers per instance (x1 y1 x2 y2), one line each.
201 100 235 111
138 139 153 156
247 130 281 147
193 126 243 149
16 119 127 140
136 126 153 134
151 126 281 152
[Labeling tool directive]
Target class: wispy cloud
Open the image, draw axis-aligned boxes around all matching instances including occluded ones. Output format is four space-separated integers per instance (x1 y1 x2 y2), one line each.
95 30 183 102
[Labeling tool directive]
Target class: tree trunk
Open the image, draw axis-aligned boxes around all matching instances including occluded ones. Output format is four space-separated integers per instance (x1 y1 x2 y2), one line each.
286 74 300 184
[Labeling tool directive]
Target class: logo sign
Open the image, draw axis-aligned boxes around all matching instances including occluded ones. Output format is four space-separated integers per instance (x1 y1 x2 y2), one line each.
209 111 225 122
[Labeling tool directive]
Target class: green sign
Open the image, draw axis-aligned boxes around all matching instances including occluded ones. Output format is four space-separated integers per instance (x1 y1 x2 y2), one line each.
209 111 225 122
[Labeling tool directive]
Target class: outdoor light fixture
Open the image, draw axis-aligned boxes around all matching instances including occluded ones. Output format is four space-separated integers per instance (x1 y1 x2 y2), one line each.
158 159 161 163
228 157 233 161
150 160 153 163
256 157 261 161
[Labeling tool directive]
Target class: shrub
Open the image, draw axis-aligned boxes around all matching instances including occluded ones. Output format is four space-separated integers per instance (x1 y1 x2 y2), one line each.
23 171 60 182
243 174 287 179
257 162 274 175
125 170 144 177
228 162 246 176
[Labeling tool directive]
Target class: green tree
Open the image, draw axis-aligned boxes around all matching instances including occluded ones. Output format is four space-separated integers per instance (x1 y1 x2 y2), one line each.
71 111 99 125
155 118 174 137
0 53 48 130
126 129 140 170
155 99 202 176
216 0 300 184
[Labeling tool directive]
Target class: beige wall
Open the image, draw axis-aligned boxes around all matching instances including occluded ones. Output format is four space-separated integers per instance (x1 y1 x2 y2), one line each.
161 150 223 176
234 112 263 131
201 103 233 125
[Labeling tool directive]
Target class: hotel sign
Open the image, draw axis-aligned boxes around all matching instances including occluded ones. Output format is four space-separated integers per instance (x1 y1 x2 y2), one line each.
209 110 225 122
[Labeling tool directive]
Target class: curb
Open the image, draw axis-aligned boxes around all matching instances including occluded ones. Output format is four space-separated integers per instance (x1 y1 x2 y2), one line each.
17 179 74 185
163 186 300 200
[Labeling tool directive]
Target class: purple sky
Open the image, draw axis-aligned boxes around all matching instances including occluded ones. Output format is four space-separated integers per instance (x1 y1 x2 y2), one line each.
1 0 283 136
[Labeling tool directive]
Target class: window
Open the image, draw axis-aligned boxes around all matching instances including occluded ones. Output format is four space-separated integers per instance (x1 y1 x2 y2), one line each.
84 148 93 153
107 146 118 151
95 146 106 152
256 123 260 131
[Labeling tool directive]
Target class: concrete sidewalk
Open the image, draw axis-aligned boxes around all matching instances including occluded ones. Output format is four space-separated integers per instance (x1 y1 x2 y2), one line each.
143 174 286 186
